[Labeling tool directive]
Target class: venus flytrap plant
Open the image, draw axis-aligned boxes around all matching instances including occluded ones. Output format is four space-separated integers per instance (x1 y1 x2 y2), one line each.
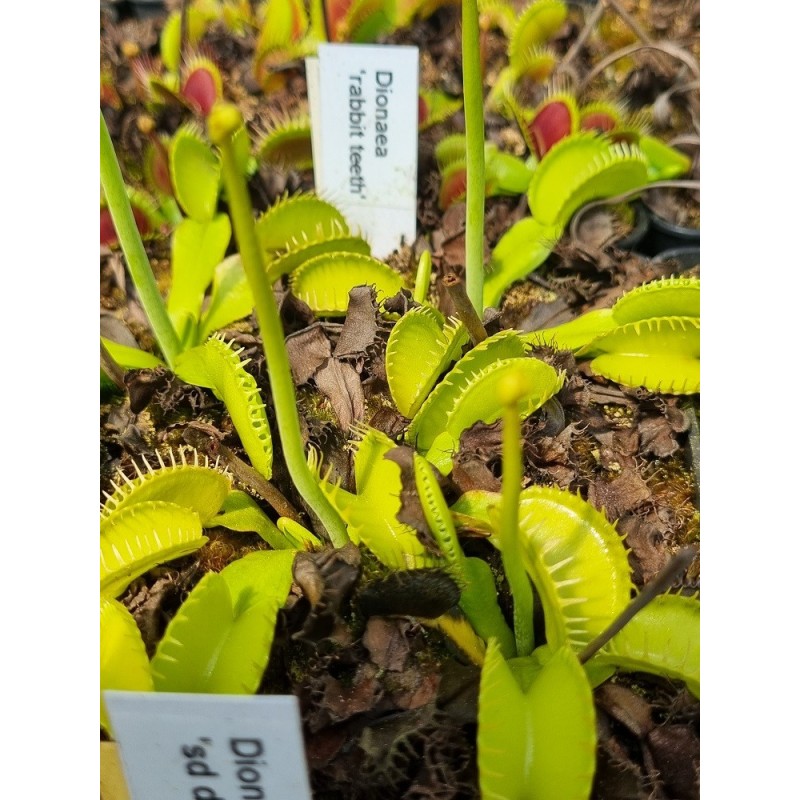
208 101 349 547
484 131 651 307
485 0 567 113
402 329 564 474
254 0 311 89
101 549 298 732
418 88 463 131
436 134 534 211
256 109 315 171
482 85 694 307
478 639 597 800
309 426 516 656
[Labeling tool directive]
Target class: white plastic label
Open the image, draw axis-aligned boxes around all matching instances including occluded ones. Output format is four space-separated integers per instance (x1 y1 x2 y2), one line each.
306 43 419 258
104 691 312 800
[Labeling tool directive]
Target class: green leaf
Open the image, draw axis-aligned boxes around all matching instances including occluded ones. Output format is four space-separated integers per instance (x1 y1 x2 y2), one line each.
170 125 221 221
407 330 529 453
101 337 165 371
478 640 596 800
277 517 324 550
461 557 516 658
315 426 442 569
218 549 298 611
522 308 616 352
289 252 405 316
197 255 255 342
174 336 274 478
486 146 536 194
100 597 153 733
150 571 283 694
265 234 371 283
508 0 568 66
528 134 650 229
592 594 700 697
610 276 700 323
100 500 208 597
443 356 563 454
168 215 232 328
255 193 349 253
386 307 468 418
583 317 700 394
208 490 297 550
484 217 559 308
517 485 634 651
100 448 231 526
639 134 692 181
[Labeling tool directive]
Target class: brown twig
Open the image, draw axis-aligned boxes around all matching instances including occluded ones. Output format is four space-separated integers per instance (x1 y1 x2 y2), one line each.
602 0 654 46
578 546 698 664
578 42 700 96
442 273 488 345
187 427 302 521
554 1 605 79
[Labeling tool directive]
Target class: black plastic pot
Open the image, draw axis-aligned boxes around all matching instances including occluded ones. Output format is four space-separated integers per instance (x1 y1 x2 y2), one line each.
123 0 166 19
640 203 700 257
651 247 700 272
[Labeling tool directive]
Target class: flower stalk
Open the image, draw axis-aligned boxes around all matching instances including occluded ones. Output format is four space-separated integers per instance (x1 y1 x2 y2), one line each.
207 102 349 547
498 368 535 656
462 0 486 315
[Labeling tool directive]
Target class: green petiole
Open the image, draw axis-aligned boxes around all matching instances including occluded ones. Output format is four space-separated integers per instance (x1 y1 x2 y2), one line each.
100 112 182 369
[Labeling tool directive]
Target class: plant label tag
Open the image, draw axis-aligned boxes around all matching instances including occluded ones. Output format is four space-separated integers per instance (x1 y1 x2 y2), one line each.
306 43 419 258
104 691 312 800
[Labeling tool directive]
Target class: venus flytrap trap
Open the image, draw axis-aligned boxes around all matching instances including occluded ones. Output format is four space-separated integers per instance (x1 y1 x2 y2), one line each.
526 276 701 394
308 425 515 658
435 133 534 211
100 447 232 597
485 0 568 113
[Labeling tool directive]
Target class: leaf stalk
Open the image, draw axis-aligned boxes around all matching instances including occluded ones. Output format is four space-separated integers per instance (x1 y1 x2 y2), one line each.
100 112 182 368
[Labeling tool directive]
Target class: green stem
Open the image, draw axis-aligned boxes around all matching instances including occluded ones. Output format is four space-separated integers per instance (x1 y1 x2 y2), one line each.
499 374 535 656
462 0 485 315
208 104 349 548
309 0 328 43
100 113 181 369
